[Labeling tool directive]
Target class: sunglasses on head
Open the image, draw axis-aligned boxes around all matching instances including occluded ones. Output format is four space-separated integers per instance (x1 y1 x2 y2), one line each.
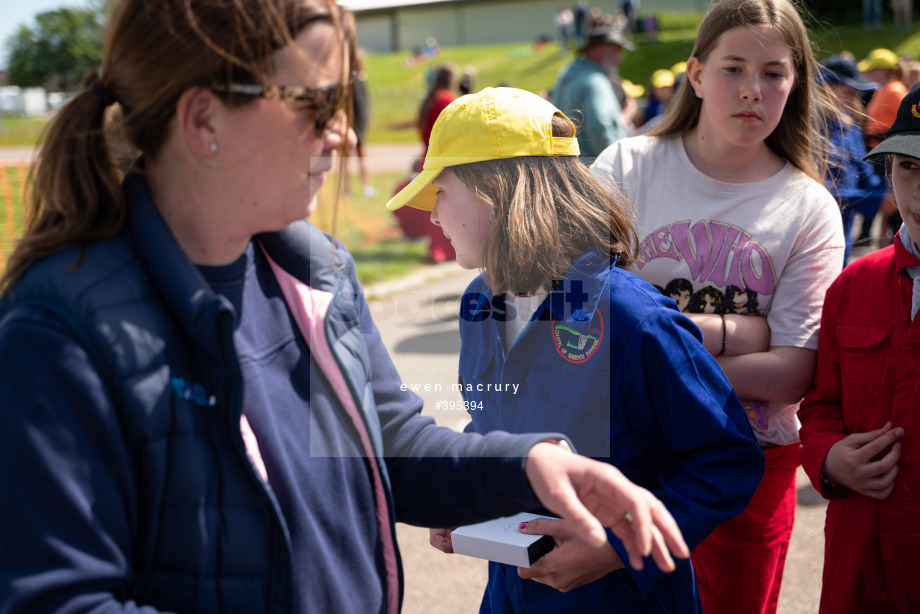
214 82 345 137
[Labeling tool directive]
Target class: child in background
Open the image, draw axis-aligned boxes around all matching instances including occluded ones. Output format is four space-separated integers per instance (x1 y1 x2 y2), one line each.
818 55 889 264
860 48 909 245
387 87 764 613
591 0 846 612
642 68 675 127
892 0 913 30
798 82 920 613
904 59 920 90
861 48 908 149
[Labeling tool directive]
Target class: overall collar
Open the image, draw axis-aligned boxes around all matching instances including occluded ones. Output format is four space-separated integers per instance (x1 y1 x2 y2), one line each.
894 228 920 272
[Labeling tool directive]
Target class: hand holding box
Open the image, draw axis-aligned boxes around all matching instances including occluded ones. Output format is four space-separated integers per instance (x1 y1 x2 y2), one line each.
450 512 556 568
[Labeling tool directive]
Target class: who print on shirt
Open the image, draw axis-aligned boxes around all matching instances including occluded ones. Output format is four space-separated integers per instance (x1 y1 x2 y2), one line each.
637 219 771 315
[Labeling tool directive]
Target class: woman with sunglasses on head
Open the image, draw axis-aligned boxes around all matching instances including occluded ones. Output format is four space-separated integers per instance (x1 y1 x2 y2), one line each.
0 1 690 613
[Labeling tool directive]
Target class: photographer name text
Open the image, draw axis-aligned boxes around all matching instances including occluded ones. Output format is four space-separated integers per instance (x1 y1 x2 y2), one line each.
400 382 520 394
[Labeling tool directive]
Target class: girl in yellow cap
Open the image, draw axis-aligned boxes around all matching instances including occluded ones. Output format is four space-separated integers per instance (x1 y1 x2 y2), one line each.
388 86 763 614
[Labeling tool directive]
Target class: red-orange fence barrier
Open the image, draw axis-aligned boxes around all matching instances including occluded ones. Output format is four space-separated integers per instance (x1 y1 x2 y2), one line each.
0 163 29 274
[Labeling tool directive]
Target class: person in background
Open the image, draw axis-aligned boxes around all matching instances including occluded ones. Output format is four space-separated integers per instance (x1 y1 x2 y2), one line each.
392 61 460 260
591 0 846 611
0 1 690 612
799 81 920 614
387 86 762 614
573 0 589 46
818 55 889 264
904 59 920 89
641 13 659 42
620 0 639 33
347 42 375 197
394 61 461 262
671 61 687 81
641 68 675 128
864 0 882 30
555 5 575 52
862 48 908 150
458 65 477 96
892 0 912 29
552 14 635 162
619 78 645 132
861 48 909 245
419 63 459 155
390 158 457 263
402 36 441 67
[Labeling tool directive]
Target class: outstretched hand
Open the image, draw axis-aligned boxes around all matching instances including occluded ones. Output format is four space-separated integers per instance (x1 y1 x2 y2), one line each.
524 442 688 572
823 421 903 500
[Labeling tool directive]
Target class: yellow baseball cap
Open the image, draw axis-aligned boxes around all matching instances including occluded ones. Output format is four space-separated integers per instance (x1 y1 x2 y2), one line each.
651 68 675 89
621 79 645 99
386 87 579 211
858 48 899 72
670 61 687 77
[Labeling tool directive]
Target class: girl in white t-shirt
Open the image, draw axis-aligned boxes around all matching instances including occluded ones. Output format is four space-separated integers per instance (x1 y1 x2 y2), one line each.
591 0 845 612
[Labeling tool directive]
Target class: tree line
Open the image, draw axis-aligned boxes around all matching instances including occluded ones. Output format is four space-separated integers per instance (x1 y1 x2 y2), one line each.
5 4 103 92
0 0 885 93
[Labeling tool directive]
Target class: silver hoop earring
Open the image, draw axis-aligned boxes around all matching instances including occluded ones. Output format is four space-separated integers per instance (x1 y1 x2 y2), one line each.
209 142 218 153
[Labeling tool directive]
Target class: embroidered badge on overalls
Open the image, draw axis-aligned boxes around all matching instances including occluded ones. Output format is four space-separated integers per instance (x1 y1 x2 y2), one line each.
551 309 604 364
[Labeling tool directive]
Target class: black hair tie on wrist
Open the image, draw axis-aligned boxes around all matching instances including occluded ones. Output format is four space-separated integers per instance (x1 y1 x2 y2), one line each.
91 78 116 106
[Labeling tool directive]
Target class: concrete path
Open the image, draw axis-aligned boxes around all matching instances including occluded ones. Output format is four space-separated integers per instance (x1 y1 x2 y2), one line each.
0 146 36 163
368 264 827 614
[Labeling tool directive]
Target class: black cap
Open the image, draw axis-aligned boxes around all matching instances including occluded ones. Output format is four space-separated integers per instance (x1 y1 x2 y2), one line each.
819 55 877 92
865 81 920 160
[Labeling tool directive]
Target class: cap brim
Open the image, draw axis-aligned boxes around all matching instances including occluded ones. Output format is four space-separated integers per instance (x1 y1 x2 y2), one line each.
385 168 442 211
844 78 877 92
818 66 877 92
864 131 920 160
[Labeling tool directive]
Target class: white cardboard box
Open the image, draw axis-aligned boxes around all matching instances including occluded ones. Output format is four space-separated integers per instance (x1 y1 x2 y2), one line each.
450 512 556 568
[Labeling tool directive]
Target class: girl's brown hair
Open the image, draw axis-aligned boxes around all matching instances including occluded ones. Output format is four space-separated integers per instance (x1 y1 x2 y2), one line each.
649 0 829 183
2 0 351 290
449 114 637 295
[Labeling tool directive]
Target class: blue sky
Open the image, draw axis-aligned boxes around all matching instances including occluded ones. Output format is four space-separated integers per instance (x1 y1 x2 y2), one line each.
1 0 90 70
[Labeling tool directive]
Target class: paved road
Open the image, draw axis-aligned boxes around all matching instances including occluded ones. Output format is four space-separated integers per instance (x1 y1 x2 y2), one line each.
0 146 36 163
368 264 827 614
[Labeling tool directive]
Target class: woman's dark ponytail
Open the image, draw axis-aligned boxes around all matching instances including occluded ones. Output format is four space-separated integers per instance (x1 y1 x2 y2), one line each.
1 69 125 290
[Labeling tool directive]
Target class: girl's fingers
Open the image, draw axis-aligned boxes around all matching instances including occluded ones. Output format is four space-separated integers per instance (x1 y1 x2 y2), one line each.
647 524 677 573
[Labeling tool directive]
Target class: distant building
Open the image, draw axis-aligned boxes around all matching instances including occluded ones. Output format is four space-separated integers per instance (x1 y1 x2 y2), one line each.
342 0 706 52
0 86 47 115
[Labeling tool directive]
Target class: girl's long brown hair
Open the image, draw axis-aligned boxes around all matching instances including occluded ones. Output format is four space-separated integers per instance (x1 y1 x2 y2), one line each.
450 114 637 295
2 0 352 290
